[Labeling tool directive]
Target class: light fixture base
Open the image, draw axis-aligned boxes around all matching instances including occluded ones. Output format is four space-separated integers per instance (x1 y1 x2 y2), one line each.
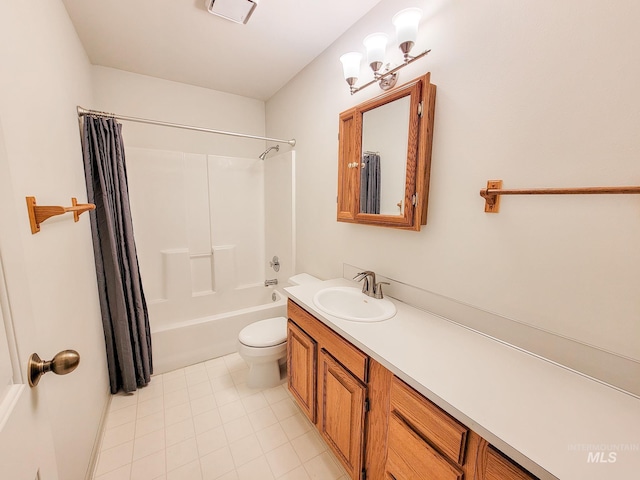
369 61 383 74
378 72 398 91
347 49 431 95
398 41 415 57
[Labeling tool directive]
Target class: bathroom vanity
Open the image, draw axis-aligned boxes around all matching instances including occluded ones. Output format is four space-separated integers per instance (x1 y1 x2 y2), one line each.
288 300 369 479
285 278 640 480
287 298 536 480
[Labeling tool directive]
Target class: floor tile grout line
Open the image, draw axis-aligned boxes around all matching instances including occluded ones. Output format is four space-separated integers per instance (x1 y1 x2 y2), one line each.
94 354 349 480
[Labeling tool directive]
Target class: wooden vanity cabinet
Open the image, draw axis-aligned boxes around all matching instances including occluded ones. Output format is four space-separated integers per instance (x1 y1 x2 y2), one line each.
366 370 538 480
287 300 539 480
287 300 369 480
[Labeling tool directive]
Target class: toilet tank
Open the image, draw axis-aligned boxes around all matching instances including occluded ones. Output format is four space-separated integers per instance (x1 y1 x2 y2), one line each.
288 273 321 286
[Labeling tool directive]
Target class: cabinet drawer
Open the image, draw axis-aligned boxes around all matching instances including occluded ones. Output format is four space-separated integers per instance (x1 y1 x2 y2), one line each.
288 300 368 382
387 412 463 480
484 445 538 480
390 377 468 465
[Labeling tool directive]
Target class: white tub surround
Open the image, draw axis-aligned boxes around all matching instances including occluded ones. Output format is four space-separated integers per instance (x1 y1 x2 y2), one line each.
285 278 640 480
126 148 266 306
125 147 267 373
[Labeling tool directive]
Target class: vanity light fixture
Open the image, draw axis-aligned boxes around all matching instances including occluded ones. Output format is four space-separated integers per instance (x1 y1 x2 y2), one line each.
340 7 430 95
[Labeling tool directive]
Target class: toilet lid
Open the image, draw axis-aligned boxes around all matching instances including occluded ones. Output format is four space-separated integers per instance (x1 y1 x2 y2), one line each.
239 317 287 347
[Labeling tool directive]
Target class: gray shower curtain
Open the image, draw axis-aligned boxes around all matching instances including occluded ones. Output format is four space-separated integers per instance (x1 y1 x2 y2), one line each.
81 115 152 394
360 152 381 214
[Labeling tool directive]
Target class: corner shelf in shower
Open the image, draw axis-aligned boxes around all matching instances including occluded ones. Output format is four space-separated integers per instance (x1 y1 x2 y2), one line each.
26 196 95 234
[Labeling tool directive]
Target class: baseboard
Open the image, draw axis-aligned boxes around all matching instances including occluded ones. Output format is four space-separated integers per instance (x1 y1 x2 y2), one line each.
84 388 112 480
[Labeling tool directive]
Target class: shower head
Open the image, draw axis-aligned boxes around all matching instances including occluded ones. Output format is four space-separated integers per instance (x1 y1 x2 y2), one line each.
259 145 280 160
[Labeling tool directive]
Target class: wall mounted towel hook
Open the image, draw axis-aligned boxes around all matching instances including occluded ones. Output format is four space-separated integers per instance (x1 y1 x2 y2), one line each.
26 196 95 234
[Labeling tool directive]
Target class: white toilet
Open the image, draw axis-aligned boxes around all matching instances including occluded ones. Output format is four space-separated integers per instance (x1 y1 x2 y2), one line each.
238 316 288 389
238 274 321 389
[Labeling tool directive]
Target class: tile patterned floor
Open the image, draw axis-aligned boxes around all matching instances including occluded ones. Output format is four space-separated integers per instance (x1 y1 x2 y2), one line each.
92 353 349 480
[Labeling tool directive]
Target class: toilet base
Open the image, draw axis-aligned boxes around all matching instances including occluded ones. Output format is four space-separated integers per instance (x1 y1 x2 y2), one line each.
238 341 287 389
247 360 286 389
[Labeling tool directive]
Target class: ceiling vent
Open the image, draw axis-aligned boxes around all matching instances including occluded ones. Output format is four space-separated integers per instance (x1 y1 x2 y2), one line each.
205 0 257 24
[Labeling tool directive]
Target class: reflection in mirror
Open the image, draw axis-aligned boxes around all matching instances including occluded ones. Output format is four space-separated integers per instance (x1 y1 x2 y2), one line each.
361 96 411 215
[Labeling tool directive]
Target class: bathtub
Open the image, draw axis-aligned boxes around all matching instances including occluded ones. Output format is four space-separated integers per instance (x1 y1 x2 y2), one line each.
150 286 287 374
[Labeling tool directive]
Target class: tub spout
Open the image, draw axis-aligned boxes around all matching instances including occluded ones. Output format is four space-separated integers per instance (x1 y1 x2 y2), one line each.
264 279 278 287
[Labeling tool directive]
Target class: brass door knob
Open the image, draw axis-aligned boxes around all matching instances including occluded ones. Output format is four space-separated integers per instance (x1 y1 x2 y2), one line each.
28 350 80 387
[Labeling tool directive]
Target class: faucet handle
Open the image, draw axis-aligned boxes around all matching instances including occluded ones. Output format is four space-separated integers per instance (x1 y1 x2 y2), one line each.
373 281 390 299
353 270 374 281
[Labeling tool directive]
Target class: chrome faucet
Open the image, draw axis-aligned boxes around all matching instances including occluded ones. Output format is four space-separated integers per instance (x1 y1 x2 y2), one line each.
264 278 278 287
353 271 390 299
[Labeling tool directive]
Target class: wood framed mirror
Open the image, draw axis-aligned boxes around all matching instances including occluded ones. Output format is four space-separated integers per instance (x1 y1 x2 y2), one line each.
337 72 436 230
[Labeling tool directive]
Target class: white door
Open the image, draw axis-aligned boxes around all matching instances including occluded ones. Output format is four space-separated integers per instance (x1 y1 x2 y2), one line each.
0 120 59 479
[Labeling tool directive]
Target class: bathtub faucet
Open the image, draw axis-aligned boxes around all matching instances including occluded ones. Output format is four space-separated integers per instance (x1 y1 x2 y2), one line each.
264 278 278 287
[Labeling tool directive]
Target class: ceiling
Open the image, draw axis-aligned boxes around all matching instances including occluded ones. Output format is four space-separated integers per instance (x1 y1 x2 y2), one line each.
62 0 384 101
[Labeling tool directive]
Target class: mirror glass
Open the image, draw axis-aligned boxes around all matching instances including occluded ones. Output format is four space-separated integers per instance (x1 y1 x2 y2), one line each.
360 96 411 216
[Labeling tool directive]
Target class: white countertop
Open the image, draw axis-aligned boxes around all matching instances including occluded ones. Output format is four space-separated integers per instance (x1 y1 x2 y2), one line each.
285 278 640 480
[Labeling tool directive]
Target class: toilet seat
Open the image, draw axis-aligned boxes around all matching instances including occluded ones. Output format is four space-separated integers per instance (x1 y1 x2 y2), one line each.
239 317 287 348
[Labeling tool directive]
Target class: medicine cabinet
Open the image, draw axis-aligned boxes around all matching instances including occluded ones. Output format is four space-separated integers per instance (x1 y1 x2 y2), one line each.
337 73 436 230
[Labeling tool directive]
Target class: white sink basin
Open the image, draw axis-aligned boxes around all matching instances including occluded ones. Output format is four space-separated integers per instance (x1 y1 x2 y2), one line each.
312 287 396 322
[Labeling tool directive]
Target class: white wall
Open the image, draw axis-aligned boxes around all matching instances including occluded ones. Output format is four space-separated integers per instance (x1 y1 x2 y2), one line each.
266 0 640 361
91 66 267 158
0 1 109 479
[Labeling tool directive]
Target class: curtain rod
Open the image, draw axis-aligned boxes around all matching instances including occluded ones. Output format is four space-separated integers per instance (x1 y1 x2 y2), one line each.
77 106 296 147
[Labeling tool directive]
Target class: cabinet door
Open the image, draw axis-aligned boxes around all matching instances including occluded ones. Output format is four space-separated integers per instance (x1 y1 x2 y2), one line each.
318 349 366 480
337 108 358 222
287 320 316 423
